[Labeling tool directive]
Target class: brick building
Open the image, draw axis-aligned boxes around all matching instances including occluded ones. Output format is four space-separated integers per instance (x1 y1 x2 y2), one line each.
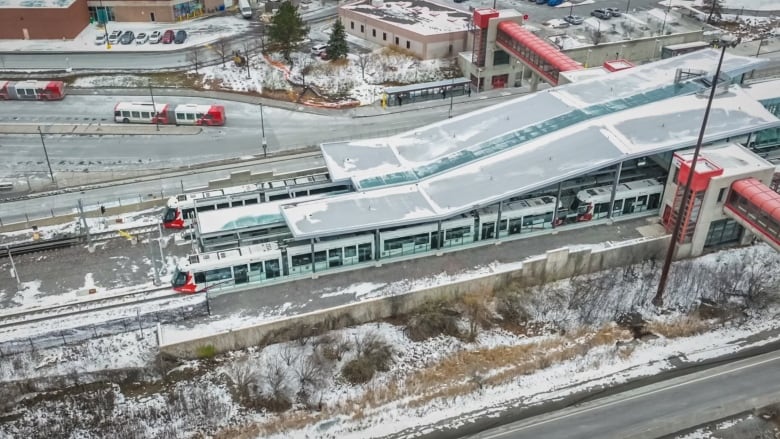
0 0 89 39
86 0 227 23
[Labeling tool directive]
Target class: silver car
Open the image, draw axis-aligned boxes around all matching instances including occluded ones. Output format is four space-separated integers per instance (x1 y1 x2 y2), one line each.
136 32 149 44
148 30 162 44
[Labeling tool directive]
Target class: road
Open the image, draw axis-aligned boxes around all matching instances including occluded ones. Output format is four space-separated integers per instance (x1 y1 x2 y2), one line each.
0 89 529 224
468 349 780 439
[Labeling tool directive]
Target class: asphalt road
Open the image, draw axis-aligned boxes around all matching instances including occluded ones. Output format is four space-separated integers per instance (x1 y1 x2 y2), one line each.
469 349 780 439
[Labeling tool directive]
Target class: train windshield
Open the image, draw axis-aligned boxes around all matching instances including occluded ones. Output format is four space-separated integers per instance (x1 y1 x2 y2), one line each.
162 207 177 222
171 269 187 287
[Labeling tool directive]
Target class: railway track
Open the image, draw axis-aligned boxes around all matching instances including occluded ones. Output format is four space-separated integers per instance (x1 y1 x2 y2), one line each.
1 223 160 258
0 285 178 330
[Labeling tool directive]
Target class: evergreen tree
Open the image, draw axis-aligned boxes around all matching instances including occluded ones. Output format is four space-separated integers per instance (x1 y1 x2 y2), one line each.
267 1 308 62
327 18 348 60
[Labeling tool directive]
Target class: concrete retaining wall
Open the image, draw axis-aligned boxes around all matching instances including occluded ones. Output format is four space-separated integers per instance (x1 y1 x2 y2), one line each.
160 235 670 359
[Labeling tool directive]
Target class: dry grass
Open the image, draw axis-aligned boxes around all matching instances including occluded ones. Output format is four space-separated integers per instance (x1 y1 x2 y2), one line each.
647 316 713 338
214 318 714 436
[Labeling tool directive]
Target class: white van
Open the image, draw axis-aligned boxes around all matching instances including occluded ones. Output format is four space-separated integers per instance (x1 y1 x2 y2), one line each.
311 44 328 55
239 0 252 18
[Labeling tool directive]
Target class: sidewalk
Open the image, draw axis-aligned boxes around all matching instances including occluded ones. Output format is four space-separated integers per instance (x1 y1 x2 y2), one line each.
0 123 202 136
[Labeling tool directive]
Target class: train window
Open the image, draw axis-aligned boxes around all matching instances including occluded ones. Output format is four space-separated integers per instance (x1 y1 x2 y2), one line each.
648 194 661 210
250 262 263 272
291 254 312 268
264 260 281 278
197 205 215 212
414 233 429 245
717 188 726 203
269 194 290 201
204 267 232 282
446 226 470 241
132 111 140 118
499 219 508 231
233 265 249 284
187 113 195 120
296 191 308 197
637 195 648 207
314 251 327 263
176 113 185 120
245 198 258 205
183 208 195 219
329 248 342 267
217 203 229 209
122 111 131 117
194 272 206 283
141 112 150 119
196 113 204 119
344 246 357 258
358 243 372 262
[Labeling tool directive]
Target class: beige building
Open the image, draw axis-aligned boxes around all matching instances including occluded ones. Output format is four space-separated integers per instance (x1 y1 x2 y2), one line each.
339 0 470 60
86 0 226 23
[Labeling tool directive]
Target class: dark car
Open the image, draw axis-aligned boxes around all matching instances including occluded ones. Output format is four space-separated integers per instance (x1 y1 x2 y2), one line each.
591 9 612 19
605 7 622 17
174 30 187 44
119 31 135 45
563 15 584 25
162 29 175 44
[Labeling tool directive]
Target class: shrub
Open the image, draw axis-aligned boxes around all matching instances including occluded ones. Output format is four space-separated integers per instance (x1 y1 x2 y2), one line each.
317 333 352 362
195 344 217 359
342 357 376 384
495 291 531 325
404 300 461 341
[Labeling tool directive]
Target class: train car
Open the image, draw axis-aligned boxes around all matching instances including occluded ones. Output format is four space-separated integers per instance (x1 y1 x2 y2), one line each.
162 172 351 229
0 80 66 100
573 178 664 221
172 242 284 293
114 102 227 126
171 180 665 294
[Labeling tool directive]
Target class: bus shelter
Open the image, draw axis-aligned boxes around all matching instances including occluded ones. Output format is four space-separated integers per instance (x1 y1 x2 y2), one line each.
384 78 472 107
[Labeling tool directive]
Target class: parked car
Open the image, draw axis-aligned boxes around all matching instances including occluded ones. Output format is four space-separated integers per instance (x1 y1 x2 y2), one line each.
174 30 187 44
563 15 584 25
311 44 328 56
162 29 175 44
95 33 107 45
108 30 123 45
591 9 612 19
545 18 569 29
119 31 135 45
149 30 162 44
605 7 622 17
136 32 149 44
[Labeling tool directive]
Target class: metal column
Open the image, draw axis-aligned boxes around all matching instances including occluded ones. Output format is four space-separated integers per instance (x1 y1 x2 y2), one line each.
553 182 563 226
495 200 503 240
607 162 624 219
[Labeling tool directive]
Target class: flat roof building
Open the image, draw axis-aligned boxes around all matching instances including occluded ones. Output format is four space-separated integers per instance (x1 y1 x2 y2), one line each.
0 0 88 39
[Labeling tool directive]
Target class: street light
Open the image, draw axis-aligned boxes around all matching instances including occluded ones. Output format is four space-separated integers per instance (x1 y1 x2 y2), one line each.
99 0 111 49
149 81 159 131
653 38 730 307
36 126 55 184
259 103 267 157
448 77 455 119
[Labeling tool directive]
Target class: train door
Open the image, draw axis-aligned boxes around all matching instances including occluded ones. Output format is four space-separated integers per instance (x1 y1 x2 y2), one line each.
481 221 495 240
233 264 249 284
264 259 281 278
622 197 636 215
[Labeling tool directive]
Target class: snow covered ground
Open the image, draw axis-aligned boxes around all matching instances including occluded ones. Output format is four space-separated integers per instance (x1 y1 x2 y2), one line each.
2 243 779 438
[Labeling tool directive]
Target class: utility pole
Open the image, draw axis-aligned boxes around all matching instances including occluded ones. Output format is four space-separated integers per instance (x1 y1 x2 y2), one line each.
448 77 455 119
37 126 55 184
259 103 267 157
77 199 91 246
6 245 21 288
653 39 728 307
149 81 159 131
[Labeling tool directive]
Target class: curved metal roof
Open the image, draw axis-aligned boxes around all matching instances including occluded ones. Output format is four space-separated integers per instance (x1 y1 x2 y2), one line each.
731 178 780 223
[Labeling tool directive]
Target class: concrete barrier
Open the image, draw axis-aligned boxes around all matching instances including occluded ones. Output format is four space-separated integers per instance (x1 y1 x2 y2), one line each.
0 199 162 233
160 235 670 359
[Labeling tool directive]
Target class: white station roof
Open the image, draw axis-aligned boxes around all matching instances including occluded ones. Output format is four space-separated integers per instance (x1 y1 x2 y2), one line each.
281 50 780 239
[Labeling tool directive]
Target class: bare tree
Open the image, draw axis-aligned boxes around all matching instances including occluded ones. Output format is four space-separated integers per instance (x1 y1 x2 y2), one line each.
293 354 325 405
186 48 202 74
357 53 372 81
225 359 259 401
278 343 299 367
213 38 230 68
461 290 492 341
260 357 293 410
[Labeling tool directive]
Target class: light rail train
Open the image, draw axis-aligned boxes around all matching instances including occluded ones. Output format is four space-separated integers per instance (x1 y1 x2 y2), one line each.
172 178 664 293
162 172 352 229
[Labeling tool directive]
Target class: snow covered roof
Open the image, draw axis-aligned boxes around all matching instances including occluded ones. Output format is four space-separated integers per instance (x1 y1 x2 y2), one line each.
0 0 75 8
340 0 470 36
281 50 780 239
677 143 775 179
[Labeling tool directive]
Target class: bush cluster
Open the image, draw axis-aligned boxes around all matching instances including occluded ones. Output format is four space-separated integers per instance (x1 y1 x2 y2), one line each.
341 333 393 385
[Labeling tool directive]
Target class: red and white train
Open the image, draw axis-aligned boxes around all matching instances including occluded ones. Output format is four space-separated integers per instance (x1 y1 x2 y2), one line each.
0 80 66 100
113 102 226 126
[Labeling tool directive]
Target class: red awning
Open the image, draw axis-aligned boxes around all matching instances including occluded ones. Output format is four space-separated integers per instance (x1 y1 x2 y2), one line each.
497 21 582 73
731 178 780 223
